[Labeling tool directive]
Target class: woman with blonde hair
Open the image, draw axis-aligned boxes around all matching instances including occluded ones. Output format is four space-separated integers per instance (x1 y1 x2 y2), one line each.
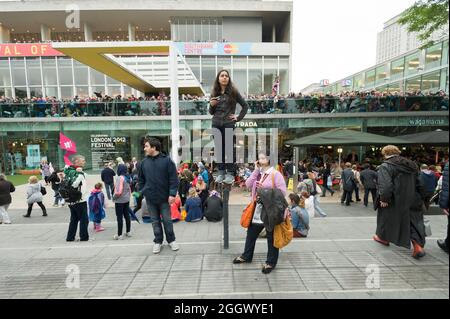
24 176 47 217
185 188 203 222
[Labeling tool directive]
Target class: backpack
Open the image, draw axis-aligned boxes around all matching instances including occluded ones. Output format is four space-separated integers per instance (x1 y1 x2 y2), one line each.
60 169 83 204
89 193 101 213
304 179 317 196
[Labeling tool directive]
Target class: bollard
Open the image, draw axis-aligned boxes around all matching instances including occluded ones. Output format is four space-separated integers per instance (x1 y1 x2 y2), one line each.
222 184 230 249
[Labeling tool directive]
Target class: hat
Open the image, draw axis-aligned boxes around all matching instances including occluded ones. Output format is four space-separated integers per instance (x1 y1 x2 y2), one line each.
420 164 429 170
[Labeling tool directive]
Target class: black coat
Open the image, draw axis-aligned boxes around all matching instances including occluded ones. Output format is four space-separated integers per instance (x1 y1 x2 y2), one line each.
257 188 288 232
138 153 179 205
376 155 426 249
0 180 15 206
439 162 449 210
341 168 356 192
203 196 223 222
360 168 378 189
101 167 116 185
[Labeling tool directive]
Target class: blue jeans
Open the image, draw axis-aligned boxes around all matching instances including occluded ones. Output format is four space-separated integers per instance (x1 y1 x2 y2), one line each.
313 196 327 217
104 183 114 200
146 200 176 244
291 208 309 236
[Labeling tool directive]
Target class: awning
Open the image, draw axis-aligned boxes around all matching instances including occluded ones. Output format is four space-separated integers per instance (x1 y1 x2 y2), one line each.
395 130 449 145
284 128 411 146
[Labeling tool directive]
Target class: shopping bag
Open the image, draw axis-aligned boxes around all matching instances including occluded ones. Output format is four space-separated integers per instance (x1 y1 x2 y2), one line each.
273 217 293 249
240 200 256 228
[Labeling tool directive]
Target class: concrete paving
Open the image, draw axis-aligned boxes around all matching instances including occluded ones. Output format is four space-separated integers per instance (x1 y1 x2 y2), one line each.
0 195 448 299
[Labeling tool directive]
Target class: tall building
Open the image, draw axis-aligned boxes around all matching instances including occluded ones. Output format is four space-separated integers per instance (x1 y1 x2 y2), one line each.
376 12 449 64
0 0 293 98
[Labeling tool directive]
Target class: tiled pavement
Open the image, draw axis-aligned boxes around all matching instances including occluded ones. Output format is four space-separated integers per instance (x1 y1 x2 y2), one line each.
0 203 448 299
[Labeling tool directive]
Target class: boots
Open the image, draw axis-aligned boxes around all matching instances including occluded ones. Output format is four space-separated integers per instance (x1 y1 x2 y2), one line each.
412 240 426 259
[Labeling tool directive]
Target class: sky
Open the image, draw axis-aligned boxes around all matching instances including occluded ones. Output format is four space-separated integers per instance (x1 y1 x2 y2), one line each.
291 0 417 91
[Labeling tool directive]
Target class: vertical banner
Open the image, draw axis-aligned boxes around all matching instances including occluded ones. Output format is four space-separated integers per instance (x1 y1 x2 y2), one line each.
59 132 77 166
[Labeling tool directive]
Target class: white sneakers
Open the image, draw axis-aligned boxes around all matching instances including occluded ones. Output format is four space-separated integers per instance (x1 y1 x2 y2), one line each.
153 241 180 254
169 241 180 251
125 232 132 238
113 235 124 240
153 243 162 254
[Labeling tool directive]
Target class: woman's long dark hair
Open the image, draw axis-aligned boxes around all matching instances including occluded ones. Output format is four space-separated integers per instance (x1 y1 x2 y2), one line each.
211 69 238 106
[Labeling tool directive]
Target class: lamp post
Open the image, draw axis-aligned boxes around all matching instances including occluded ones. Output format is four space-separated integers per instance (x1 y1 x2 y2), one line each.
338 147 343 168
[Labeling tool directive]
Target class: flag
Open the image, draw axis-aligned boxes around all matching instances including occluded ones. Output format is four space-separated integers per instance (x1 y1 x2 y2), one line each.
59 132 77 166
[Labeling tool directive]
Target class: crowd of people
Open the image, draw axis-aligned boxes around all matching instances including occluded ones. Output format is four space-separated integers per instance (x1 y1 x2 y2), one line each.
1 89 448 118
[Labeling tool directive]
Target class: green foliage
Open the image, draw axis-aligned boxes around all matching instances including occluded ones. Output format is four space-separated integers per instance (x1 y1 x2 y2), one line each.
399 0 449 48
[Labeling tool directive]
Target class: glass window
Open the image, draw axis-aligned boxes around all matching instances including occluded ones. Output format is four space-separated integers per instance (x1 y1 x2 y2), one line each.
390 57 404 80
186 56 200 82
106 76 120 85
279 57 289 95
248 57 262 95
387 81 401 93
210 18 218 42
29 87 43 98
202 19 210 41
57 57 73 86
178 18 186 42
11 58 26 86
90 68 105 86
123 85 132 97
264 57 278 94
15 87 27 98
0 58 11 87
42 57 57 86
44 86 57 98
107 86 121 97
442 40 449 65
193 19 202 42
217 57 231 73
26 58 42 86
60 86 74 99
75 86 89 98
421 71 440 92
365 69 376 87
74 62 88 85
201 57 215 92
425 42 442 70
353 73 364 90
0 87 4 97
375 65 387 85
186 19 194 42
406 76 421 92
218 19 223 42
405 52 420 76
233 57 247 94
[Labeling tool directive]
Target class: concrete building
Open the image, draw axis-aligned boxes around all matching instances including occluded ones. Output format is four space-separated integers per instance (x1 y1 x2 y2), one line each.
376 12 449 64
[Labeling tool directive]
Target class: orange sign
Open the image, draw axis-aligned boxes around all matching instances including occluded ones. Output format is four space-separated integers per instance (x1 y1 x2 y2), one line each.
0 43 64 57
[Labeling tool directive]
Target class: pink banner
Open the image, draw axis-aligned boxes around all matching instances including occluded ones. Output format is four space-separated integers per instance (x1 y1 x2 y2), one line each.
0 43 64 57
59 133 77 166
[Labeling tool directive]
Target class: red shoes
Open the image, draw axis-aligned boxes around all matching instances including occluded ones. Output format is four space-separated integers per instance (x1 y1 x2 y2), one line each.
373 235 390 246
412 240 426 259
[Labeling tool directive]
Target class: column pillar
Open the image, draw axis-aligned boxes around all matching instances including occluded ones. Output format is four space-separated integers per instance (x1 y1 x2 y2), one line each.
40 24 52 42
272 24 276 43
84 23 93 42
0 24 11 43
128 23 136 41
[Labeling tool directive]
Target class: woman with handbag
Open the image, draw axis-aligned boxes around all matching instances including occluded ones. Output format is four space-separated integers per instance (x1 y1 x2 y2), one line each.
24 176 47 217
233 152 287 274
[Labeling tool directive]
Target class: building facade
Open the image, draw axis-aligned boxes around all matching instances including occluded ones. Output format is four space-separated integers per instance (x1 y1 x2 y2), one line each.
376 12 449 64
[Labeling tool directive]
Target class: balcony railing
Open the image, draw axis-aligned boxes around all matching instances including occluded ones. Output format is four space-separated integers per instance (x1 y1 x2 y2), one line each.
0 96 448 118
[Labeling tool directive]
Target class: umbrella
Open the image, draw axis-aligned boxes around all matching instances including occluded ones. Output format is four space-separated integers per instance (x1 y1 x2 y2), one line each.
395 130 449 145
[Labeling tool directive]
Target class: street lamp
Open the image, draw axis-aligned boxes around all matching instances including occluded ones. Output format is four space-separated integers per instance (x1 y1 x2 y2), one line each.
337 147 343 167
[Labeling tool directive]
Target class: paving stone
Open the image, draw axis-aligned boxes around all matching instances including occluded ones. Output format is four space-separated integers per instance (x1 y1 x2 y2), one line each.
171 254 204 271
288 252 324 268
202 254 233 271
297 268 343 291
107 256 147 274
162 270 201 295
139 255 175 272
232 269 270 293
314 252 354 268
124 272 169 296
389 266 449 289
267 269 307 292
199 270 234 294
87 273 136 297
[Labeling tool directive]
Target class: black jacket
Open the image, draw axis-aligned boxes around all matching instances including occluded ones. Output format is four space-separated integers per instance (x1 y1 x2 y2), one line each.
209 92 248 128
203 196 223 222
0 180 15 206
360 168 378 189
341 168 356 191
138 153 179 204
101 167 116 185
376 155 426 249
257 188 288 232
439 162 449 210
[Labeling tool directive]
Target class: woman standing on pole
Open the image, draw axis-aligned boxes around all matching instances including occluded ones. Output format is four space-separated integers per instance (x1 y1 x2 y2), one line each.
209 70 248 185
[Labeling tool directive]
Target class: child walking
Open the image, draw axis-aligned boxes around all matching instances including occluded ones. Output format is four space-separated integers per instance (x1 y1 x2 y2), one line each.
88 183 106 232
113 164 132 240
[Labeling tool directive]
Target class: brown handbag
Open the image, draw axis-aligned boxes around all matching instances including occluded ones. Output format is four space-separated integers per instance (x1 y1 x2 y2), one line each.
274 215 293 249
240 171 275 228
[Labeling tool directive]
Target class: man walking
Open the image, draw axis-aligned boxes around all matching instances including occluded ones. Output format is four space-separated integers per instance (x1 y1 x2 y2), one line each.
65 155 89 242
138 137 179 254
101 162 116 200
360 164 378 208
419 164 438 210
341 162 356 206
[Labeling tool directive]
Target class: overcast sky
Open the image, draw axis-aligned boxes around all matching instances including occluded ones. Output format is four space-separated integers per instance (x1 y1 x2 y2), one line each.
291 0 417 91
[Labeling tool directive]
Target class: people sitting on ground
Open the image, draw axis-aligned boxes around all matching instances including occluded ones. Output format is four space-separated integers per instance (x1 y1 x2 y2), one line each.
203 190 223 222
185 188 203 222
195 175 209 207
289 193 310 238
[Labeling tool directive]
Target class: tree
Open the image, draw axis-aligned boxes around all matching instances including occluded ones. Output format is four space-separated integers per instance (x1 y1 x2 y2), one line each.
398 0 449 48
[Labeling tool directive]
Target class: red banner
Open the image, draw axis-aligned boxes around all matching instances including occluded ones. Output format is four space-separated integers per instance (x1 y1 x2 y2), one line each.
0 43 64 57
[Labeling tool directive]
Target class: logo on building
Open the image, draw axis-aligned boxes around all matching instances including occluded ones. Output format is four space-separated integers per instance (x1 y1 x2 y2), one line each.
223 44 239 54
320 79 330 87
